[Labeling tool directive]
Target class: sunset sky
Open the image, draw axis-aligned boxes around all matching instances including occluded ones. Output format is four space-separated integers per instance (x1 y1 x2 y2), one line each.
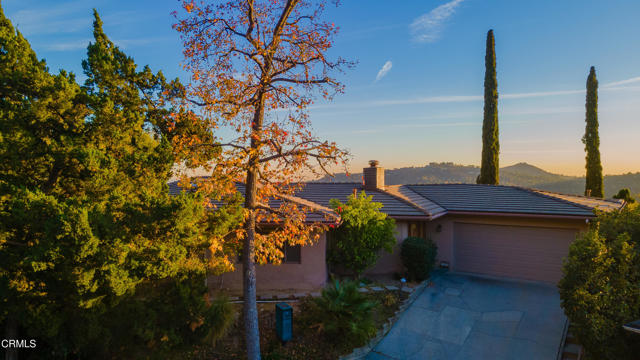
4 0 640 176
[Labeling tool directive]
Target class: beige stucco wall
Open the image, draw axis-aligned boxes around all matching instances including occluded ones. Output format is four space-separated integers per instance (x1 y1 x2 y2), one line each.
365 215 589 277
425 214 589 272
209 215 591 292
364 221 408 276
208 232 327 293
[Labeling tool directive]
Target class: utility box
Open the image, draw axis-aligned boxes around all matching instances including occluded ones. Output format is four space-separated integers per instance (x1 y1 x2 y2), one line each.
275 302 292 342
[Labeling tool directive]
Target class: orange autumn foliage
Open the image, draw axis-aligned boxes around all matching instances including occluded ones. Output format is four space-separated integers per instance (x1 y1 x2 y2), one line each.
172 0 353 264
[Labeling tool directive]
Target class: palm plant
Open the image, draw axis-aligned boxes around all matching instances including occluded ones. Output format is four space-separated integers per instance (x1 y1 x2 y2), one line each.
312 280 377 345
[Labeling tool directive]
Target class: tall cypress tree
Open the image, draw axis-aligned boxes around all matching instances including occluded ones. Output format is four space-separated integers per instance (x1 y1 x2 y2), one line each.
583 66 604 197
478 29 500 185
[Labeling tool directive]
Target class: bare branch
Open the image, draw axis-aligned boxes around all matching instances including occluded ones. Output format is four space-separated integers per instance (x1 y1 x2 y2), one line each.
268 0 300 53
271 77 330 84
190 142 248 152
1 240 27 247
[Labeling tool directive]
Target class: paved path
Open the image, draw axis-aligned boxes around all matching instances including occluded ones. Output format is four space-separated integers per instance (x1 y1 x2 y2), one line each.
367 273 566 360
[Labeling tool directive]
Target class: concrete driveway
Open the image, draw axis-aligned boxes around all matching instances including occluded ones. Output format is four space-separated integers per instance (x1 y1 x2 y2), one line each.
367 273 567 360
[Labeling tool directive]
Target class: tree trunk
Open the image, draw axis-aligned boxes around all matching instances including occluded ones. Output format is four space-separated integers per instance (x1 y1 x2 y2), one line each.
243 92 266 360
242 202 260 360
5 316 18 360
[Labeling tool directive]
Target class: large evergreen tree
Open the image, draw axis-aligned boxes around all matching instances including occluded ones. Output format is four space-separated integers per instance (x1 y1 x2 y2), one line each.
478 29 500 185
583 66 604 197
0 8 240 358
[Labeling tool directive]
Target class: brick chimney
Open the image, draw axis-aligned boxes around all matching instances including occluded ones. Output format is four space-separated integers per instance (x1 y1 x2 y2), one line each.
363 160 384 190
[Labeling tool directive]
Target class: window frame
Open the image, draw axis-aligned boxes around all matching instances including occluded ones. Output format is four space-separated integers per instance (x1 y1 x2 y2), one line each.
283 243 301 264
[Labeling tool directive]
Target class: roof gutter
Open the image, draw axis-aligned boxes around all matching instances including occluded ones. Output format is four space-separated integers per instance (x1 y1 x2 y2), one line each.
386 215 432 221
446 210 594 220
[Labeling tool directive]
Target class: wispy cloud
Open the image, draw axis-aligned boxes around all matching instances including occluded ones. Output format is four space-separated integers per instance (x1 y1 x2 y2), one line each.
369 86 640 107
410 0 464 43
283 76 640 115
501 106 582 116
45 39 91 51
45 36 169 52
347 121 477 135
114 37 169 48
375 61 393 82
501 89 584 99
603 76 640 87
10 1 94 36
345 119 538 136
372 94 481 106
10 1 144 36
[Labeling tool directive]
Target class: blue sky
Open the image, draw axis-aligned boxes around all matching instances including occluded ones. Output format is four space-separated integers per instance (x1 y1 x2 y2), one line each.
4 0 640 176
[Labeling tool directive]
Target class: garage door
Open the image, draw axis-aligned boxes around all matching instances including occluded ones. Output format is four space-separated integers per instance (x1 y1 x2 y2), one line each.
453 222 577 283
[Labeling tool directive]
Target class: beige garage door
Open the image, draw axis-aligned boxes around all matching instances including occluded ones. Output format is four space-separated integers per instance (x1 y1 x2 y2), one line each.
453 222 577 283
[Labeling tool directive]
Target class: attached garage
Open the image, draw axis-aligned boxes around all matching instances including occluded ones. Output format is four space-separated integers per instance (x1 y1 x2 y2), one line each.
453 222 578 283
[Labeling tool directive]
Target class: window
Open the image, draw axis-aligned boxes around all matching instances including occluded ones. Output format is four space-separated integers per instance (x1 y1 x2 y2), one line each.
283 243 301 264
237 243 301 264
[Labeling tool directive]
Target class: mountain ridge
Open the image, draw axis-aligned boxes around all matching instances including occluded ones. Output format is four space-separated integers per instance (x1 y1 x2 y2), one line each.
318 162 640 198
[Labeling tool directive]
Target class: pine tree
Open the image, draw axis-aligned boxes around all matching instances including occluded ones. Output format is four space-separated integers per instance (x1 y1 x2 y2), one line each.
478 29 500 185
583 66 604 197
0 8 241 357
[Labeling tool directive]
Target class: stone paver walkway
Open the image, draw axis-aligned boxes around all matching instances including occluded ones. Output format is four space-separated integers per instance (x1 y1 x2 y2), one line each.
367 273 567 360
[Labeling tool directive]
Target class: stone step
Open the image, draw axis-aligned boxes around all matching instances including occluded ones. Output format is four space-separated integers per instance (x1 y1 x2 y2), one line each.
565 336 581 345
564 343 581 355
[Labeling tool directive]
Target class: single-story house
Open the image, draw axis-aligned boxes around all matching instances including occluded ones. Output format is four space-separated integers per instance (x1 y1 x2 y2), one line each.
169 162 625 292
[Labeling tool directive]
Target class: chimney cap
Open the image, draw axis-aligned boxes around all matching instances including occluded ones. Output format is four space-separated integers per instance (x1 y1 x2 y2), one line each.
368 160 379 167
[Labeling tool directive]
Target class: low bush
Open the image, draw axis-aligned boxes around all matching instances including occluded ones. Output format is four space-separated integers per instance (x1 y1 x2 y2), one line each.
328 191 396 277
559 207 640 360
22 277 237 359
381 292 398 307
401 237 437 281
305 280 377 347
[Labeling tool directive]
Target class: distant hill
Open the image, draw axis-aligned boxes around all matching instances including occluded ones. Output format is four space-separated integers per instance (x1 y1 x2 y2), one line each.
318 162 640 198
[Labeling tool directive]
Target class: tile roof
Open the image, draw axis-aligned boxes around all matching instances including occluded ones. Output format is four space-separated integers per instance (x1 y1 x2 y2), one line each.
170 180 625 221
294 183 429 218
530 189 625 212
404 184 619 217
384 185 447 219
167 180 336 223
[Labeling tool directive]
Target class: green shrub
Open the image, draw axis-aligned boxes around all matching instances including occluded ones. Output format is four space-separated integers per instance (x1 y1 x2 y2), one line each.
25 277 237 359
310 280 377 346
613 188 636 204
559 207 640 360
401 237 437 281
328 191 396 277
